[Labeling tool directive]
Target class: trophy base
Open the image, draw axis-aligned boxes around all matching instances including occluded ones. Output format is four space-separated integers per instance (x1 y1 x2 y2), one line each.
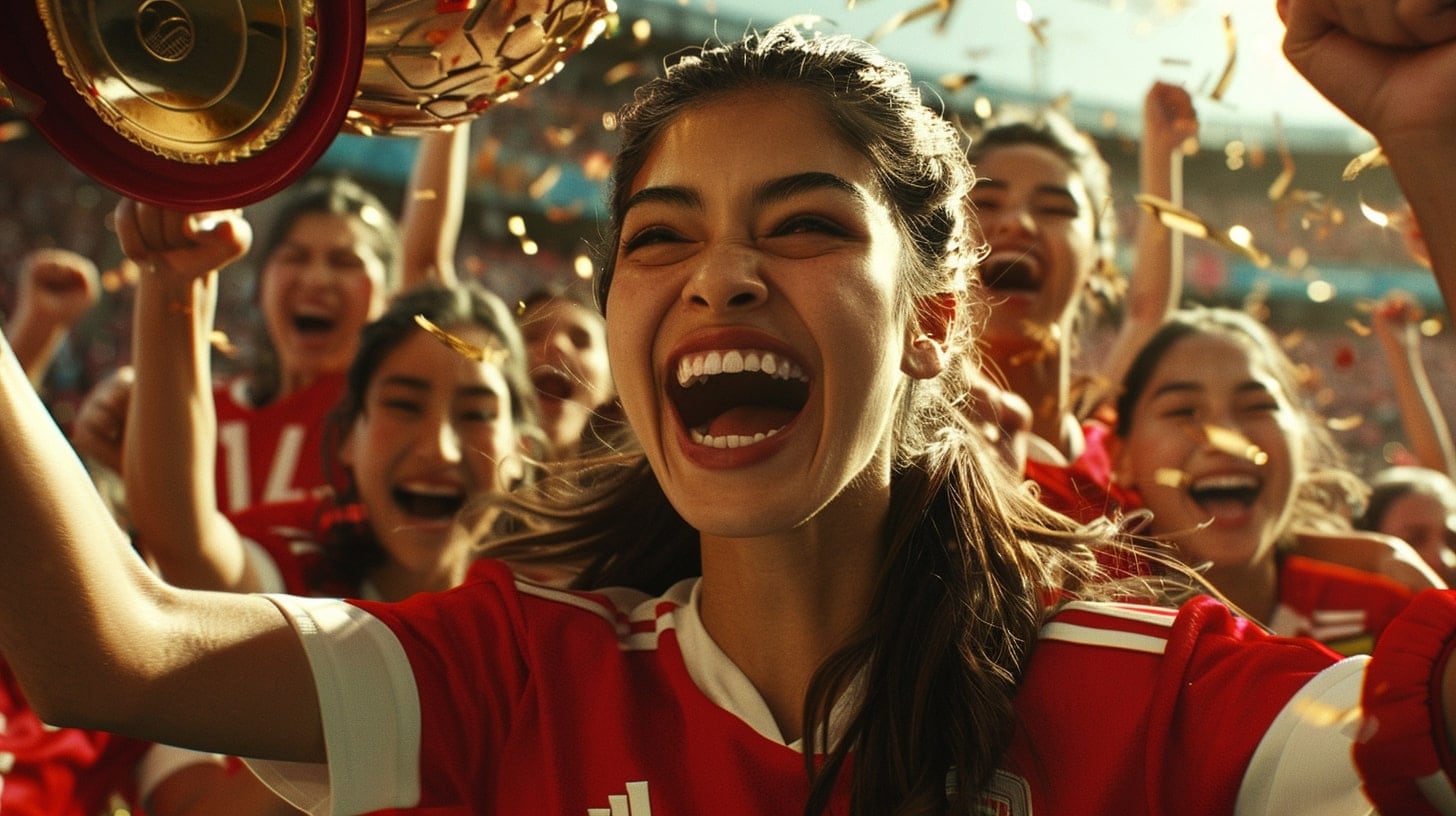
0 1 367 209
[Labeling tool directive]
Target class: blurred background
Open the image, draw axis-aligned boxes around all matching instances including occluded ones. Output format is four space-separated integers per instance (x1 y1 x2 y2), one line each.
0 0 1443 478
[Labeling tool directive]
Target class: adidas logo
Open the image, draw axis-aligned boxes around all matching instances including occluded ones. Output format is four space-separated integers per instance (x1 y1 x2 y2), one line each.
587 780 652 815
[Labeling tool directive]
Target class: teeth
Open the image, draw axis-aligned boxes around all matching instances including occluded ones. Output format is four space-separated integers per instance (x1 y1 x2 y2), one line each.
398 482 463 497
1188 474 1259 491
675 350 807 388
689 427 781 448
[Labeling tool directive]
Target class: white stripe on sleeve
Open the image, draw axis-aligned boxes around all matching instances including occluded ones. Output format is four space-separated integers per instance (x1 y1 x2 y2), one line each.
1234 656 1374 815
244 594 423 816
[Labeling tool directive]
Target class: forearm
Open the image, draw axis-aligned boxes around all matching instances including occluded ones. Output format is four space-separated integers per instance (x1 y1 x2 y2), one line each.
1380 339 1456 474
3 307 68 387
1101 147 1183 390
0 328 321 762
125 270 253 592
399 125 468 290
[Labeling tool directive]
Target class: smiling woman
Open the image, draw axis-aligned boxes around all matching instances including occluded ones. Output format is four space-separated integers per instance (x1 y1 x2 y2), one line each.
1112 306 1419 652
8 19 1456 816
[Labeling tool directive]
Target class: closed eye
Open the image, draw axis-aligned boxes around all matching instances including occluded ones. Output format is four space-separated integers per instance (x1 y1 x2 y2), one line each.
621 226 684 253
381 398 423 416
771 214 847 237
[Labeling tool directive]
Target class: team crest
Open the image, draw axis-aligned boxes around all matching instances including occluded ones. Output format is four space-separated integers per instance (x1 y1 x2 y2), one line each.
976 769 1032 816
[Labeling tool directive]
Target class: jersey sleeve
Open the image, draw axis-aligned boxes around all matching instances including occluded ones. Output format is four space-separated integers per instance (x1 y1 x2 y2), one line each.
1357 588 1456 814
243 561 531 814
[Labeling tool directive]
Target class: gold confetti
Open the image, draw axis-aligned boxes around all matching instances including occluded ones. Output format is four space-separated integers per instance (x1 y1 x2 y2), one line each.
0 120 28 142
603 60 641 86
939 72 980 92
209 330 238 358
1327 415 1365 432
1155 468 1189 489
1136 193 1271 268
630 18 651 45
414 315 509 366
867 0 954 43
1016 0 1050 47
1209 14 1237 102
1203 425 1269 465
1268 116 1294 202
1342 146 1387 181
529 165 562 200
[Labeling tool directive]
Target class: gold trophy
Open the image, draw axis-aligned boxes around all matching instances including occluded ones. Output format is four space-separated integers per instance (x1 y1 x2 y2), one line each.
0 0 615 208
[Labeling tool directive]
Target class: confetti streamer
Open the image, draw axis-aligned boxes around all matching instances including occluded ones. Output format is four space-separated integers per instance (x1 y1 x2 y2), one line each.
1154 468 1188 489
1327 415 1364 432
209 330 238 358
1342 146 1387 181
1135 193 1272 268
1208 14 1237 102
1203 426 1269 465
867 0 953 43
414 315 509 366
1268 116 1295 202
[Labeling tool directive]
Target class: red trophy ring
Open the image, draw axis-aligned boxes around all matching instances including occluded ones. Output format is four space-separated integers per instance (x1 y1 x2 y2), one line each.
0 0 616 210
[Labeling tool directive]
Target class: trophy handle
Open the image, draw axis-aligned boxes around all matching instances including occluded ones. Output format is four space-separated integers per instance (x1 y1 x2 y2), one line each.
0 1 368 209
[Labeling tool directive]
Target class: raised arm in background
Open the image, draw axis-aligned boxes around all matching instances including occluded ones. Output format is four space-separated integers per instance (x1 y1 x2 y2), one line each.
398 124 470 291
121 202 257 592
4 248 99 387
1371 290 1456 475
1092 81 1197 397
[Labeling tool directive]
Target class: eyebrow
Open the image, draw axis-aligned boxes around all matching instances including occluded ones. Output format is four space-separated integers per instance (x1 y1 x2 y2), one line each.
620 171 866 217
972 178 1079 201
1149 380 1273 399
377 375 503 401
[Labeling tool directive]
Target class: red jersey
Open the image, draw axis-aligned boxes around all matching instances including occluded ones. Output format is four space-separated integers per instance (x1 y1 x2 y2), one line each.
213 373 346 514
1270 554 1414 655
246 560 1416 815
0 661 147 816
231 495 369 599
1024 421 1140 524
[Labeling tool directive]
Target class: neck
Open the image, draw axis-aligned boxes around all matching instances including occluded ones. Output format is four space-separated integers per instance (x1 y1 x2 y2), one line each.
991 342 1075 459
369 553 468 602
696 490 890 744
1202 552 1281 627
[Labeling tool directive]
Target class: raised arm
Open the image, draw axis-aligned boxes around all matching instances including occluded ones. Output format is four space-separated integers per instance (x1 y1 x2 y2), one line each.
1095 81 1197 391
119 200 261 593
0 262 322 762
1371 291 1456 474
398 124 469 291
4 248 100 387
1280 0 1456 761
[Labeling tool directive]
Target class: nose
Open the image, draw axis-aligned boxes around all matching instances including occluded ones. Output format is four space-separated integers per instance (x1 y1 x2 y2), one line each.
981 203 1037 240
419 414 463 464
681 243 768 312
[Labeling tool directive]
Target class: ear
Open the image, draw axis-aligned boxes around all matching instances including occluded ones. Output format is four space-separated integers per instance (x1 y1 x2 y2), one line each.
901 292 957 380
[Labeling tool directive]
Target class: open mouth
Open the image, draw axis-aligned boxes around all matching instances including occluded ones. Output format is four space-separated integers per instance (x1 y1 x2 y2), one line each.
293 314 337 335
530 366 575 402
982 254 1042 292
669 349 809 449
391 484 466 520
1186 473 1261 519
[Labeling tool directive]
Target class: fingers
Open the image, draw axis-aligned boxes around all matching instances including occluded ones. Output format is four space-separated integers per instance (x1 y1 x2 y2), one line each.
69 367 134 472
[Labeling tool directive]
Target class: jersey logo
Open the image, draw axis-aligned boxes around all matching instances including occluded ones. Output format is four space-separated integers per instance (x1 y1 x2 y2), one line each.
978 769 1032 816
587 780 652 815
